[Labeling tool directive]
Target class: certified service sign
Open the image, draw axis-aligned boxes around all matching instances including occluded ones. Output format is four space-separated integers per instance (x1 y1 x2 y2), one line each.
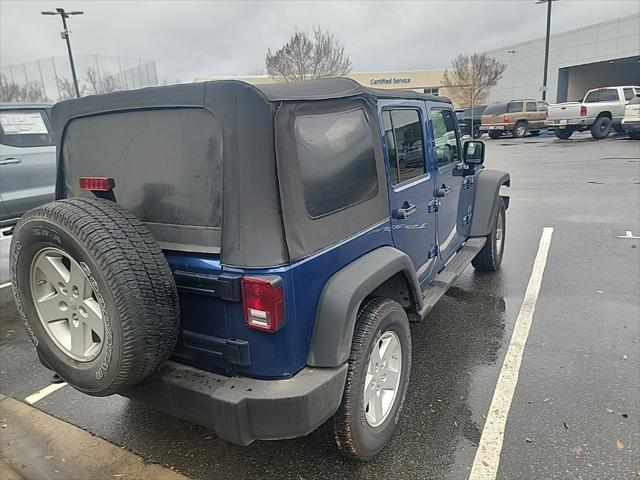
369 77 411 85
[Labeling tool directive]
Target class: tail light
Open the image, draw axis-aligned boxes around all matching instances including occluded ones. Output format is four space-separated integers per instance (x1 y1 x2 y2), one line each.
241 276 285 333
580 106 587 116
503 114 509 123
79 177 115 192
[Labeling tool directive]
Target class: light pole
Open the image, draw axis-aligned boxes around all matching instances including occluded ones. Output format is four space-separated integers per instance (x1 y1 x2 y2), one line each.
536 0 557 101
41 8 84 98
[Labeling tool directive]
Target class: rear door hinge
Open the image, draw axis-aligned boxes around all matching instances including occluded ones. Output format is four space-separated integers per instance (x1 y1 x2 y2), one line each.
428 244 439 259
428 199 440 213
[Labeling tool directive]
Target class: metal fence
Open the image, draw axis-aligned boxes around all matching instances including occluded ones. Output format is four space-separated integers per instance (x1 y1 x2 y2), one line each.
0 55 158 102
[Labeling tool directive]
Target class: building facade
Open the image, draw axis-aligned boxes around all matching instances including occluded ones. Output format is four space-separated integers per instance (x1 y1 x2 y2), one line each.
486 14 640 103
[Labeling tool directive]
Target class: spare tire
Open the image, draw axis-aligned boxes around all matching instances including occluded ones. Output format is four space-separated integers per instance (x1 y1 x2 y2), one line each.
10 198 179 396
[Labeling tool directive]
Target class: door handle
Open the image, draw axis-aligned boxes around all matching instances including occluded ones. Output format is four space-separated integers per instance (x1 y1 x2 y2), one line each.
395 202 417 219
0 158 21 165
435 185 452 197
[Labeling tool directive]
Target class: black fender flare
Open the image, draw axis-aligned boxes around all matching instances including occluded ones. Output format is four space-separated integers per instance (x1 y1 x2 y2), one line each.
306 246 422 367
469 169 510 237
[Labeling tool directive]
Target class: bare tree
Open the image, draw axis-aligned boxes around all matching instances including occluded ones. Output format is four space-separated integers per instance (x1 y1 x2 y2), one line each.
0 74 50 103
57 78 83 99
265 27 351 81
85 67 121 95
443 53 506 107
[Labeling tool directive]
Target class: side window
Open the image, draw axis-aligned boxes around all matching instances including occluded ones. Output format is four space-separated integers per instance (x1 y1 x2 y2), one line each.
537 101 548 111
598 89 619 102
383 109 426 186
0 110 56 147
429 108 459 168
526 101 537 112
294 108 378 218
507 101 523 113
584 91 598 103
623 88 635 101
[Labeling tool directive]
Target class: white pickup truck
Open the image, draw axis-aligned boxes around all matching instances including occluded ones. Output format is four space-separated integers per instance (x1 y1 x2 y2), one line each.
546 85 640 140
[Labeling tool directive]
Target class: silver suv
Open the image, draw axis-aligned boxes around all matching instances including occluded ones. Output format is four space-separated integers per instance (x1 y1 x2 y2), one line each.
0 103 56 228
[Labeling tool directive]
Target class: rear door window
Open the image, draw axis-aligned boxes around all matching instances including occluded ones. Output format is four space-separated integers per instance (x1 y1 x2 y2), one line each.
383 109 426 186
0 109 55 147
586 89 619 102
526 101 537 112
507 102 523 113
295 108 378 217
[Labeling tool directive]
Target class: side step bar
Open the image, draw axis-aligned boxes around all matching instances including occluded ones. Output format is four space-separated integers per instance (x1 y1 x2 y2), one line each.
417 237 486 320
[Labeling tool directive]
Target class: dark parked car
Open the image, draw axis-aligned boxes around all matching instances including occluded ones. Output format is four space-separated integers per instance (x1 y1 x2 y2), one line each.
0 103 56 228
10 79 509 460
455 105 486 138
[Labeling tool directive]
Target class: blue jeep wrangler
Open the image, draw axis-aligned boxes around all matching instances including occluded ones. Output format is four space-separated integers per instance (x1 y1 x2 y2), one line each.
10 78 509 460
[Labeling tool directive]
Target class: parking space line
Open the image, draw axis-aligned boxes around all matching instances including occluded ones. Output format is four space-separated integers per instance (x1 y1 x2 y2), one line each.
25 382 68 405
0 282 11 290
469 227 554 480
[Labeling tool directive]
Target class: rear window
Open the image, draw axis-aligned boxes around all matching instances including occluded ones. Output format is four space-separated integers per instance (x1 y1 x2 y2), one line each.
623 88 635 101
585 89 619 102
0 109 55 147
507 102 523 113
62 108 223 230
294 108 378 218
484 103 508 115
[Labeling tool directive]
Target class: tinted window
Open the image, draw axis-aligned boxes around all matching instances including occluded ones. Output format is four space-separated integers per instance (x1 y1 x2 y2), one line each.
507 102 523 113
586 89 619 102
526 101 537 112
623 88 635 101
295 109 378 218
484 103 508 115
384 109 426 186
537 101 548 111
0 109 55 147
430 108 459 168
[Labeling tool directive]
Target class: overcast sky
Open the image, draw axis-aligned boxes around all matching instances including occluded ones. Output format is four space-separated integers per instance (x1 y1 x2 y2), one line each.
2 0 639 82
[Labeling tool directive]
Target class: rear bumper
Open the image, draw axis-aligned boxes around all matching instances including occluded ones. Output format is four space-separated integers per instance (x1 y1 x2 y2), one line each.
545 119 589 128
481 124 507 131
121 361 348 446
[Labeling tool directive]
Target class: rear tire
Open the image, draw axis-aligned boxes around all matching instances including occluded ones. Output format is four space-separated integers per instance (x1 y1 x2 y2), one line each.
488 130 502 139
590 116 612 139
10 198 180 396
554 127 574 139
472 197 506 272
333 297 411 461
512 122 527 138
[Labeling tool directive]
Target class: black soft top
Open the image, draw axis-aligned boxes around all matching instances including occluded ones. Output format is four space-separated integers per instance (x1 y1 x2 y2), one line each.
53 79 448 267
255 77 451 103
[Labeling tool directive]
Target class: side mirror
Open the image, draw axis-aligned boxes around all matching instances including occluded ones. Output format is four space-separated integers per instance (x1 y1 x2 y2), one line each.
463 140 485 165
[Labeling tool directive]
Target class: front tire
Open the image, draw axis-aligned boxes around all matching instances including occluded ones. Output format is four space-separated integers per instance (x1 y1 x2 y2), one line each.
590 116 612 139
472 197 506 272
333 297 411 461
472 125 483 139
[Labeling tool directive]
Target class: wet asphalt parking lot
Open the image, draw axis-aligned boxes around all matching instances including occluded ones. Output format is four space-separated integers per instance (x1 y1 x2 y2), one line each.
1 131 639 480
